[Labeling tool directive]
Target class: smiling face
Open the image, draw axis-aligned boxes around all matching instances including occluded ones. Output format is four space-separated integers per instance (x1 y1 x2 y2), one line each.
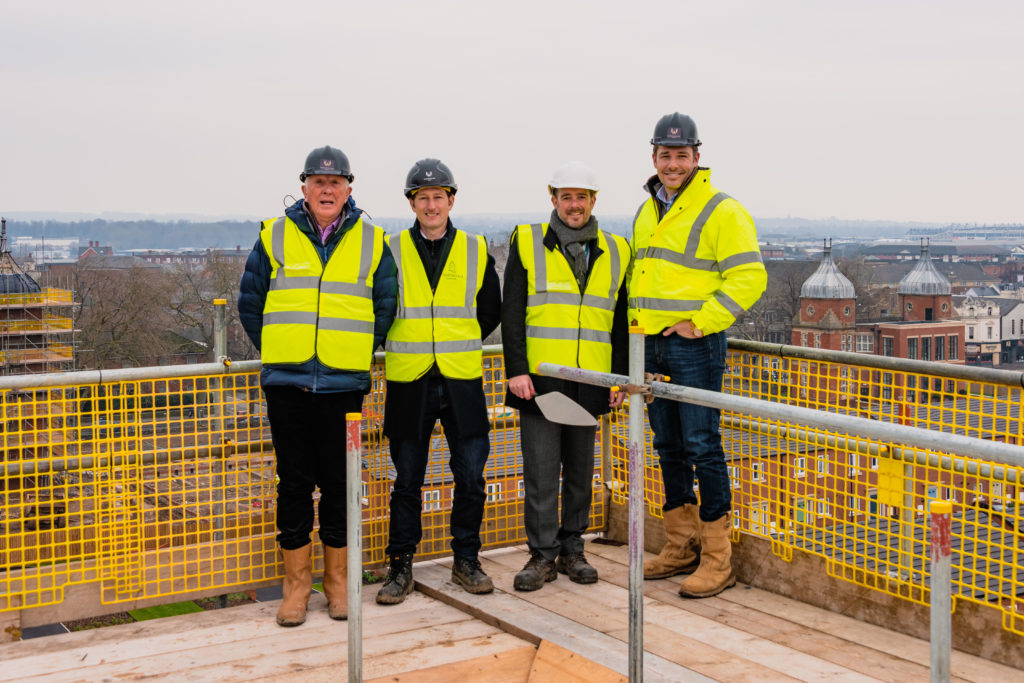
301 175 352 227
409 186 454 234
550 187 597 229
653 145 700 193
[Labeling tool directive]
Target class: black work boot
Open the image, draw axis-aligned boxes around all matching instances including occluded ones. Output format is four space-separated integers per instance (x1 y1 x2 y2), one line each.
555 552 598 584
451 556 494 594
376 552 414 605
513 551 557 591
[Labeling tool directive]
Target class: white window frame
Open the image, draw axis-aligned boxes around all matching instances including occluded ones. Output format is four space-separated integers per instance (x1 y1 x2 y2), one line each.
423 488 441 512
486 482 502 503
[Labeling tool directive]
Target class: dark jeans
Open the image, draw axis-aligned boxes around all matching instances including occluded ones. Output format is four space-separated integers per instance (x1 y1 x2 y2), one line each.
645 331 731 522
520 411 597 561
385 375 490 559
264 386 364 550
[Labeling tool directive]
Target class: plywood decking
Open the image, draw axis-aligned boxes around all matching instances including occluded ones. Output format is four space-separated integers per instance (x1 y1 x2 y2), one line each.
1 540 1019 682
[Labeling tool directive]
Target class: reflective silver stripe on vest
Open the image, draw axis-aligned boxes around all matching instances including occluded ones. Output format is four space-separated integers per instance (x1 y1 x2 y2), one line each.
357 220 375 281
717 250 763 273
465 234 479 308
271 217 286 270
713 290 745 317
526 325 611 344
605 234 622 304
635 193 732 271
385 339 482 354
392 233 406 318
318 318 375 334
529 223 547 293
269 276 321 291
397 305 475 320
321 281 372 297
527 292 580 307
627 297 704 312
263 311 318 326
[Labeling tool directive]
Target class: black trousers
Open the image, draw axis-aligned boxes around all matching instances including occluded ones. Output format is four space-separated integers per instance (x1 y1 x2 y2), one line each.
264 386 364 550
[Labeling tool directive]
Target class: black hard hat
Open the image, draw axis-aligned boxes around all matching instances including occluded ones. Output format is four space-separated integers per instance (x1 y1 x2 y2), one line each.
299 145 354 182
650 112 702 147
404 158 458 198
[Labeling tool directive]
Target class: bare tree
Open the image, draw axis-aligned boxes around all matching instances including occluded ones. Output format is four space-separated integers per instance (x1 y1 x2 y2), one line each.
167 254 256 361
74 263 178 368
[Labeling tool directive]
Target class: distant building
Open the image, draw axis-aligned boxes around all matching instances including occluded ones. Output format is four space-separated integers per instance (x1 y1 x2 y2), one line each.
131 247 248 270
0 219 76 375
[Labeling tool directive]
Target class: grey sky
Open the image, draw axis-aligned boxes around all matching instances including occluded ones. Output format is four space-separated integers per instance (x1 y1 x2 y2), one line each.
2 0 1022 224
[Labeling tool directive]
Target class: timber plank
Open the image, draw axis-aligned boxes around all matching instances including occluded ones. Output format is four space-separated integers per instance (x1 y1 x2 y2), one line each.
363 645 537 683
21 614 505 682
528 639 625 682
415 560 714 682
204 633 532 683
587 540 1020 683
1 592 468 680
583 549 932 682
719 584 1023 683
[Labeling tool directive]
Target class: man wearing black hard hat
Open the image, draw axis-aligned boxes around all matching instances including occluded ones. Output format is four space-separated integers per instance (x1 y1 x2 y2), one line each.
629 114 766 598
375 158 501 605
238 145 398 627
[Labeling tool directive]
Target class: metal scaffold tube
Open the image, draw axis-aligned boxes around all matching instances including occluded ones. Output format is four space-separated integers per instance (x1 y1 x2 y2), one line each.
346 412 363 682
627 327 645 681
534 363 1024 467
929 501 952 683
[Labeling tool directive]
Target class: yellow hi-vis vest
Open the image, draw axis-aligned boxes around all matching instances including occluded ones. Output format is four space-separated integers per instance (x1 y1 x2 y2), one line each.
384 229 486 381
259 215 384 370
629 169 767 335
516 223 630 373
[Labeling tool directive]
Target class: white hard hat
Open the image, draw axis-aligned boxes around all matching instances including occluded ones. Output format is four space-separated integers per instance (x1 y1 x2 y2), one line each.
548 161 599 192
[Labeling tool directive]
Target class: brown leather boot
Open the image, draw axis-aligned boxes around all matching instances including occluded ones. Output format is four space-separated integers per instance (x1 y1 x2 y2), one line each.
677 514 736 598
644 504 701 579
322 544 348 620
276 543 312 626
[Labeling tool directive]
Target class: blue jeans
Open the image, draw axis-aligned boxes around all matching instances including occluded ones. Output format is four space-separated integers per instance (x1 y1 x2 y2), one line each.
385 375 490 559
645 332 731 522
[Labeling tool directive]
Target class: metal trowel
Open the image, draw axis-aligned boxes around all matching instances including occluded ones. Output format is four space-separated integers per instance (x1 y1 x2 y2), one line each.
534 391 597 427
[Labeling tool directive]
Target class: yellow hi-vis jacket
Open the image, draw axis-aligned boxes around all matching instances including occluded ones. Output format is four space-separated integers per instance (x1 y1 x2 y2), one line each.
629 169 766 335
384 229 486 381
259 215 384 370
516 223 630 372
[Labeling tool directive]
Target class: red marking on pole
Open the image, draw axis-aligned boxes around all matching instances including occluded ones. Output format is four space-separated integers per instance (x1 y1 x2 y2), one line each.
930 510 952 560
346 414 361 455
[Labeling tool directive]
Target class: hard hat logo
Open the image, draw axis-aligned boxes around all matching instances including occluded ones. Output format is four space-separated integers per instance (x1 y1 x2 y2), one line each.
320 160 334 170
668 128 681 138
425 171 433 177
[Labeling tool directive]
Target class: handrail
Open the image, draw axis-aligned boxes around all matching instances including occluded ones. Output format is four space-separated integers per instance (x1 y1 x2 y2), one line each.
536 362 1024 467
728 338 1024 388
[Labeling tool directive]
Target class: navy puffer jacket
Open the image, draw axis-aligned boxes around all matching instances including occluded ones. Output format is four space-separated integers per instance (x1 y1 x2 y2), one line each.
237 197 397 393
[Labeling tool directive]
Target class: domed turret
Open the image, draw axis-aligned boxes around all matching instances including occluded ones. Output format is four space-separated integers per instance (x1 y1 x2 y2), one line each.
800 240 855 299
0 218 41 295
897 240 950 295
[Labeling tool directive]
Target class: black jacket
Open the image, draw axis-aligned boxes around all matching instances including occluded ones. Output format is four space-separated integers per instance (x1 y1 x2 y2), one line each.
501 223 628 417
383 223 502 440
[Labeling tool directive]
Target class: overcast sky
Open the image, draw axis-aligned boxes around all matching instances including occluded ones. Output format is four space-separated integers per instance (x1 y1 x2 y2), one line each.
2 1 1022 225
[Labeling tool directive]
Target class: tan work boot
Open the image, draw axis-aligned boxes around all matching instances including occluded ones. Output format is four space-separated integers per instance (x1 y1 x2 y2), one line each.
677 514 736 598
322 544 348 620
276 543 312 626
644 504 701 579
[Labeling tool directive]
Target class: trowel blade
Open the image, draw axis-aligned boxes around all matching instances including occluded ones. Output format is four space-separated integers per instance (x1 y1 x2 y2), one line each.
534 391 598 427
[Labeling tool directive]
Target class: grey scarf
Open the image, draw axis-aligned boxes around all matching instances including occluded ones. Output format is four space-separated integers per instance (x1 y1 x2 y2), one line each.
549 210 598 290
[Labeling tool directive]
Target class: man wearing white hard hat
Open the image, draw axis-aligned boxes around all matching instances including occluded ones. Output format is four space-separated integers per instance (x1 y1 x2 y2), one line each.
501 162 630 591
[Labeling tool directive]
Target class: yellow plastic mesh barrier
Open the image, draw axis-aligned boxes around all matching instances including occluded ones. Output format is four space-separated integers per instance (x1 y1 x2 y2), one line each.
608 347 1024 636
1 350 605 615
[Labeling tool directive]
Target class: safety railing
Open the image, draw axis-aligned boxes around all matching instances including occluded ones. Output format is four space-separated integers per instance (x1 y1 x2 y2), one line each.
0 289 74 308
0 348 605 623
603 338 1024 636
1 340 1022 641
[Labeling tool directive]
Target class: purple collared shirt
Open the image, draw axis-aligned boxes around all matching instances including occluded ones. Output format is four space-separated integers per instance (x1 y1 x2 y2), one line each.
316 214 343 243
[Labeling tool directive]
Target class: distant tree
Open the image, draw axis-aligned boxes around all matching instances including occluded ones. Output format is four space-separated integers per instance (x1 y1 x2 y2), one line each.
74 264 177 368
167 254 256 362
839 257 889 320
